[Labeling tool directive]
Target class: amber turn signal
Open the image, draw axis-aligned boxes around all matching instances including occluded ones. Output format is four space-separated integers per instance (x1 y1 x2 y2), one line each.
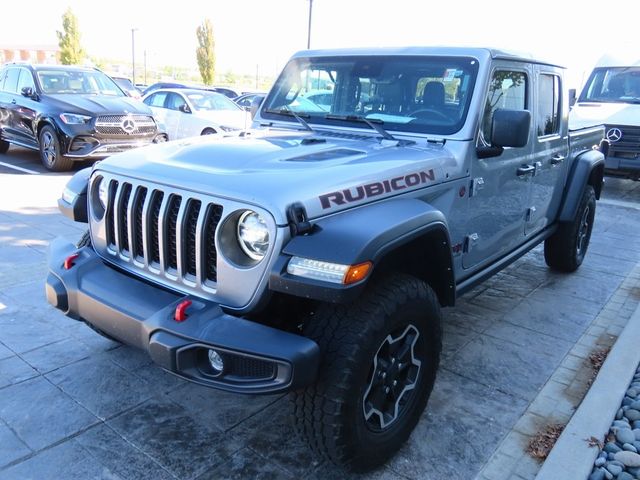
344 262 373 285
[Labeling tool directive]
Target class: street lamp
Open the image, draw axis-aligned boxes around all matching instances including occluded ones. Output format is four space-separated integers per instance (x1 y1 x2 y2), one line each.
306 0 313 49
131 28 138 85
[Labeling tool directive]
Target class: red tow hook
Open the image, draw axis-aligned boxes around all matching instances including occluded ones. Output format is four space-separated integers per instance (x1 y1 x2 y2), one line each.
64 253 81 270
174 300 192 322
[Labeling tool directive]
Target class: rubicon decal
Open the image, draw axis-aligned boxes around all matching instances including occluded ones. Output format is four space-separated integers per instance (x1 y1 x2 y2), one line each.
319 169 436 209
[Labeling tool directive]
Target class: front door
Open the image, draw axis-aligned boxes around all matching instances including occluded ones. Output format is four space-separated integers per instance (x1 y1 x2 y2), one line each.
463 66 534 269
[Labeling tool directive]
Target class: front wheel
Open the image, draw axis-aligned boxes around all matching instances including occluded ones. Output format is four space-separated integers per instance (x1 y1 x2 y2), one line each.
291 274 442 471
544 185 596 272
39 125 73 171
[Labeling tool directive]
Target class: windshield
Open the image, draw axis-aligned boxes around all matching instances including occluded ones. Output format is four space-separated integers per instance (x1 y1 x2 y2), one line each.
579 67 640 104
186 91 241 111
262 55 479 135
37 69 124 96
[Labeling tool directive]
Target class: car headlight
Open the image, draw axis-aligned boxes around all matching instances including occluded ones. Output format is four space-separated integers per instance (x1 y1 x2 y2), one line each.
237 211 269 260
97 177 109 209
59 113 92 124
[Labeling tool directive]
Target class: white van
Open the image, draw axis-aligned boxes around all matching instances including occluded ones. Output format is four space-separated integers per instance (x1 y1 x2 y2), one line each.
569 54 640 180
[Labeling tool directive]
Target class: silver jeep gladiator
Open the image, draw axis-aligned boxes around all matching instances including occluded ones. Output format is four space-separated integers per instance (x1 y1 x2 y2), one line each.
47 47 605 471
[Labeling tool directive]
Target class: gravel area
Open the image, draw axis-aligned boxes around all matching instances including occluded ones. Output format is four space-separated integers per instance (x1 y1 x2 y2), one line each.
589 364 640 480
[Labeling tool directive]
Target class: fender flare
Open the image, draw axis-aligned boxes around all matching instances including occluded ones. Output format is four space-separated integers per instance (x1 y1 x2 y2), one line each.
558 149 604 222
269 198 455 306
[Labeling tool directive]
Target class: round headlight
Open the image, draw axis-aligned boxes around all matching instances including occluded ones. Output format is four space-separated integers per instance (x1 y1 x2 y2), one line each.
97 178 109 209
237 211 269 261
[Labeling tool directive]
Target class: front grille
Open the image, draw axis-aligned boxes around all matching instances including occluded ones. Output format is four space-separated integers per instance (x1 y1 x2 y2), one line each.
607 125 640 158
95 115 156 136
103 181 223 284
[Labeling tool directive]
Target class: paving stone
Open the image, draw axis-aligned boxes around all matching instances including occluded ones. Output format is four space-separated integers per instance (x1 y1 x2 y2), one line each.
229 400 321 476
45 355 154 420
0 315 67 354
130 363 189 395
0 376 96 450
0 355 39 389
0 422 31 468
0 435 122 480
446 333 569 400
441 322 476 360
469 287 523 312
483 321 573 357
21 338 92 374
0 342 13 361
108 395 242 479
167 382 281 432
73 424 174 480
197 448 295 480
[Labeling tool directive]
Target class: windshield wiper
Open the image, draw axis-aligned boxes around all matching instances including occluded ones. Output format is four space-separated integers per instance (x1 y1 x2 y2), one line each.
324 114 396 141
264 106 313 132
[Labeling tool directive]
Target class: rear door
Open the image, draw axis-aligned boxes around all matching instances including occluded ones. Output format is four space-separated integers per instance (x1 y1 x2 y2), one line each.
525 67 568 235
463 64 534 269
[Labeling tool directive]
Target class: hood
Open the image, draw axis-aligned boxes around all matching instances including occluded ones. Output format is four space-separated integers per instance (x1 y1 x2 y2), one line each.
44 94 152 117
95 129 457 224
194 109 250 129
569 101 640 129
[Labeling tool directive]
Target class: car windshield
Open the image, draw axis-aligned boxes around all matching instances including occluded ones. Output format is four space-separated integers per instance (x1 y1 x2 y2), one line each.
37 70 124 96
579 67 640 104
186 91 241 111
261 55 479 135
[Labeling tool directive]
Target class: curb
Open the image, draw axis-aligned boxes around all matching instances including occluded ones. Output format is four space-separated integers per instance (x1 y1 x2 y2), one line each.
535 301 640 480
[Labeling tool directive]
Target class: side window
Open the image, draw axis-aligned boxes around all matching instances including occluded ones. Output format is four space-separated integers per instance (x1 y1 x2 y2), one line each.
167 93 187 111
480 70 527 144
0 68 7 91
537 74 560 137
16 69 36 93
3 68 21 94
144 92 168 108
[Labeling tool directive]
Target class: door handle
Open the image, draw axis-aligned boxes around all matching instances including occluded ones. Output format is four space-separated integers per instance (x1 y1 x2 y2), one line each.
550 155 564 165
517 165 535 176
11 99 16 104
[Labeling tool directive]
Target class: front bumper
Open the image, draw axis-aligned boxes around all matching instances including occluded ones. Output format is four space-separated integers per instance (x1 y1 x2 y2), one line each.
605 154 640 178
45 238 320 394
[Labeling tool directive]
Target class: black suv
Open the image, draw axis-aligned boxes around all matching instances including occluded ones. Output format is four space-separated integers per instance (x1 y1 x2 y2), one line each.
0 63 158 171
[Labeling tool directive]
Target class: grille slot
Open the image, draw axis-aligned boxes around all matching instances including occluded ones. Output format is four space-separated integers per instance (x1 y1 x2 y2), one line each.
100 180 226 292
607 125 640 158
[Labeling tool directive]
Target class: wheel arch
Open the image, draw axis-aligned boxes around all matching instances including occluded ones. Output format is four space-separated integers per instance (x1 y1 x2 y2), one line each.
558 149 604 222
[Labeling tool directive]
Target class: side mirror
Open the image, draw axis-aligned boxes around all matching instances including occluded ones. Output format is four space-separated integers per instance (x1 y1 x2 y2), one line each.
568 88 577 107
179 104 191 114
477 109 531 159
250 96 264 120
21 86 35 98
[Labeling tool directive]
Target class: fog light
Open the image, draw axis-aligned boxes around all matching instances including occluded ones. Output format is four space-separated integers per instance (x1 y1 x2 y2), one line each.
208 349 224 375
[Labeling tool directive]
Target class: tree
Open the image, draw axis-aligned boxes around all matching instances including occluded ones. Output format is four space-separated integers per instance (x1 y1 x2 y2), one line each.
57 8 85 65
196 19 216 85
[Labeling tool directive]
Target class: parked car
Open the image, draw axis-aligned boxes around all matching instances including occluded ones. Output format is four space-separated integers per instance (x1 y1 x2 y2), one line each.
234 92 266 110
300 89 334 111
0 63 158 171
111 76 142 99
51 47 605 470
142 88 249 139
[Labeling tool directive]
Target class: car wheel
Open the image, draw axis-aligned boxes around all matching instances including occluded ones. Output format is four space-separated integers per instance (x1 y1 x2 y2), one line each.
39 125 73 172
201 128 216 135
291 273 442 471
544 185 596 272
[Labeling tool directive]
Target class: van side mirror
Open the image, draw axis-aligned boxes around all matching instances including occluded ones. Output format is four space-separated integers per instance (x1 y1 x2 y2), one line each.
476 109 531 159
250 95 264 120
568 88 577 107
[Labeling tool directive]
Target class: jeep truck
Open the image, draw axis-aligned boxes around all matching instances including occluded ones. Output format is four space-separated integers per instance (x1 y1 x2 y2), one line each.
47 47 605 471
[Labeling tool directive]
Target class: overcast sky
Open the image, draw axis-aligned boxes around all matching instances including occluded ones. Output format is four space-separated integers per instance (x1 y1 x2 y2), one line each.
1 0 638 88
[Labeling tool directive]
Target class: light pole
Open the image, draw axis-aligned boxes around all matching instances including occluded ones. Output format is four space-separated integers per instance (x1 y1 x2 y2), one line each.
131 28 138 85
306 0 313 49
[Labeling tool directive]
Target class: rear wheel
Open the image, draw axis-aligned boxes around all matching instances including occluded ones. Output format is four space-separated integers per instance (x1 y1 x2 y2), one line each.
39 125 73 172
291 273 442 471
544 185 596 272
201 128 216 135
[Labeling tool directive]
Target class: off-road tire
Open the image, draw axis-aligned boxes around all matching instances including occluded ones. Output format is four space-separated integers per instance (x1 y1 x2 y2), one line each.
0 137 9 154
291 273 442 471
76 230 91 248
39 125 73 172
544 185 596 272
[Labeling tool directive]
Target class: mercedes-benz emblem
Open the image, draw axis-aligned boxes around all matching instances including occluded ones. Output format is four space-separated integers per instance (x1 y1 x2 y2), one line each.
121 116 136 134
606 128 622 143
